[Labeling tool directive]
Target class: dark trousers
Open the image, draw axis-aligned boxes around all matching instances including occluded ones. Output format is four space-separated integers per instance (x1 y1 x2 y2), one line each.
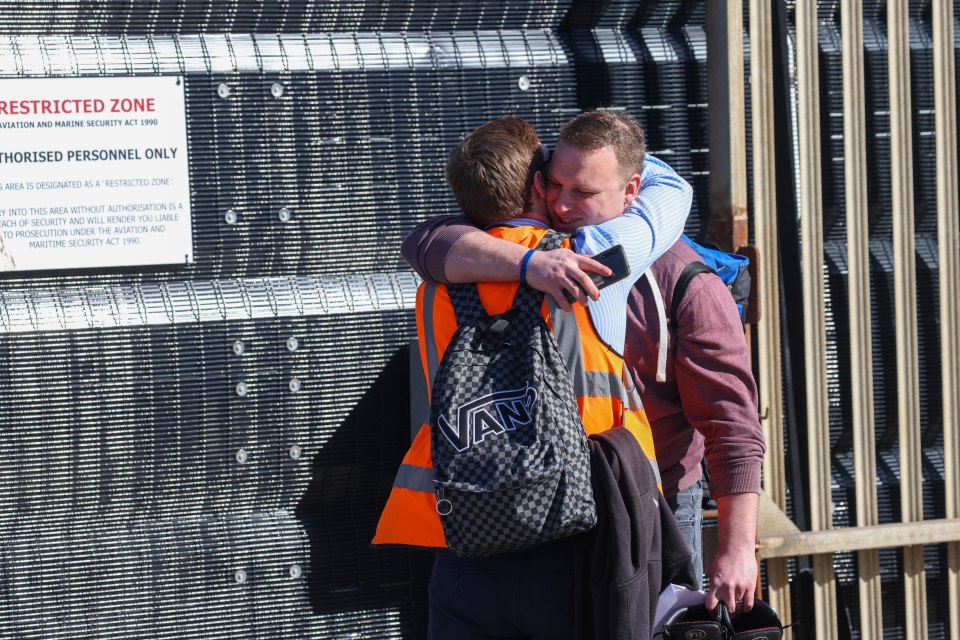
427 539 576 640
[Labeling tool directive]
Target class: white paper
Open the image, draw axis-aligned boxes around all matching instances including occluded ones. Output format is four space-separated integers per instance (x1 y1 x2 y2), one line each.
0 76 193 272
653 584 708 635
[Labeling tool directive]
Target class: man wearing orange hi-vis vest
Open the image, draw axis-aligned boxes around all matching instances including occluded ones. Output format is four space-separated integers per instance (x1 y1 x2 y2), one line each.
373 113 694 639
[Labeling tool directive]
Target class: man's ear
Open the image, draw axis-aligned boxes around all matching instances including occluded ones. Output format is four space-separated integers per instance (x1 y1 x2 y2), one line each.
532 170 547 199
622 173 642 206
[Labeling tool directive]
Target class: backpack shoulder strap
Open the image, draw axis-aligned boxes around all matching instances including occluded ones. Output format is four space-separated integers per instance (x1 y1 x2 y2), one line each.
642 269 669 383
671 261 714 324
447 283 486 325
511 230 568 314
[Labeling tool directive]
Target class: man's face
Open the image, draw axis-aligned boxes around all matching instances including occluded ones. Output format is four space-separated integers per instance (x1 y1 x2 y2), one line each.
544 141 639 233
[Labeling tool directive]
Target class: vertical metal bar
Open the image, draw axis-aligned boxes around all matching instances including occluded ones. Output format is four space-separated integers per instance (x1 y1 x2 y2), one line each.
750 0 784 515
888 1 928 638
764 558 791 630
796 2 838 637
749 0 790 619
706 0 748 252
933 0 960 638
840 1 883 638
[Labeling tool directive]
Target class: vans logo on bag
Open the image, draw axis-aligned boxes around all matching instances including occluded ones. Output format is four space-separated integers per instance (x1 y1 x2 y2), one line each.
437 385 537 452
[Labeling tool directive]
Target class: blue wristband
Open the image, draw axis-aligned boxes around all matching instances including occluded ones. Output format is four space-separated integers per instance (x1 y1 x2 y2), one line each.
519 249 536 286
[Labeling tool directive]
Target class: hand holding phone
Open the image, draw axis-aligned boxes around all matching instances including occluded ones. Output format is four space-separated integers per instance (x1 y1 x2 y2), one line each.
564 244 631 303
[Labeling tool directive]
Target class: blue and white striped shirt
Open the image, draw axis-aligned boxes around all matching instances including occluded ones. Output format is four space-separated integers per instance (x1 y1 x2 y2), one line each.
505 155 692 353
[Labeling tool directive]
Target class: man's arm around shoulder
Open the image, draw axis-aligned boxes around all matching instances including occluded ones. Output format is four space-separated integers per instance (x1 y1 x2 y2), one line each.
400 215 609 310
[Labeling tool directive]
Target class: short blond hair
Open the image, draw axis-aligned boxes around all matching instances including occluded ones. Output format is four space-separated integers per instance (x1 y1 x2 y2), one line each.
558 110 646 184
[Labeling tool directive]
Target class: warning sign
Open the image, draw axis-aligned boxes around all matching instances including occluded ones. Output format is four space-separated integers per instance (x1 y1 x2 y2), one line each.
0 76 193 272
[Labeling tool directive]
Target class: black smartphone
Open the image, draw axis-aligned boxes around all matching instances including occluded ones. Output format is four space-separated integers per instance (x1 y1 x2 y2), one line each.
564 244 631 302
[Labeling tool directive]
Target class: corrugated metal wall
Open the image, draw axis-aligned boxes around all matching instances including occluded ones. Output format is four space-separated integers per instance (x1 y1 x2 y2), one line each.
0 2 715 638
2 1 959 638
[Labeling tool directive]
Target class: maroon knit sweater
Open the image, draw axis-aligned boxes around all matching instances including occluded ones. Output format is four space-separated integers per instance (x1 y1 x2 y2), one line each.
400 217 766 499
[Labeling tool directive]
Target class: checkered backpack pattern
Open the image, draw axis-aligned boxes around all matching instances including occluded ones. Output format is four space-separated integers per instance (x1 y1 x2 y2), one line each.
430 231 597 557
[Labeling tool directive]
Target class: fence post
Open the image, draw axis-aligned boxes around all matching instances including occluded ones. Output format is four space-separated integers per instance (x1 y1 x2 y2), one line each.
933 1 960 638
796 2 839 637
706 0 748 252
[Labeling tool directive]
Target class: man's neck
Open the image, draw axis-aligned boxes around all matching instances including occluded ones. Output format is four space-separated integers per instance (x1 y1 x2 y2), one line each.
518 212 550 226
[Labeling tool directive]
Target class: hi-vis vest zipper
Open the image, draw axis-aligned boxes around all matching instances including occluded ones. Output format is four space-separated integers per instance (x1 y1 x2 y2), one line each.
372 225 659 550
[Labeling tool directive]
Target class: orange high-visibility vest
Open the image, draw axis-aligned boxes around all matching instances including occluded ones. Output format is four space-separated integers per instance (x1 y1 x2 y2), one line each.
372 225 658 550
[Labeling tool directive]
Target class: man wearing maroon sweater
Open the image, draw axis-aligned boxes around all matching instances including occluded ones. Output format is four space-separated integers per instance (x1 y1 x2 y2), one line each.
401 113 766 615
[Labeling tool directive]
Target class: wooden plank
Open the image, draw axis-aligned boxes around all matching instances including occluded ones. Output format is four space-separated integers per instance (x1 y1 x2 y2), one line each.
757 517 960 558
749 0 786 517
840 1 882 637
706 0 748 252
857 548 882 638
764 559 791 636
888 1 927 638
749 0 791 619
756 491 800 537
796 1 837 635
756 490 797 622
933 0 960 638
813 554 837 640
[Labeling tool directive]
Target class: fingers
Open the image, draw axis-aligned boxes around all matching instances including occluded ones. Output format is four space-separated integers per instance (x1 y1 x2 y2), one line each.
704 589 719 611
706 543 759 616
552 277 589 311
561 274 595 304
524 249 613 309
568 256 606 301
575 255 613 299
549 284 574 312
706 585 753 617
576 255 613 278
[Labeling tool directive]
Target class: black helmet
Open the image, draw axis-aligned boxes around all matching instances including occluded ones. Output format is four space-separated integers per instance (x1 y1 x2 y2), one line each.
659 599 786 640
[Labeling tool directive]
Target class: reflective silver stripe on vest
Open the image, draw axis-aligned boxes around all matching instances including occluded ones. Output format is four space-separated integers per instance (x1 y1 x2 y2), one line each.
547 297 641 405
618 359 645 412
623 376 645 412
393 464 435 494
580 370 630 401
547 298 588 395
648 457 662 483
421 282 440 389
